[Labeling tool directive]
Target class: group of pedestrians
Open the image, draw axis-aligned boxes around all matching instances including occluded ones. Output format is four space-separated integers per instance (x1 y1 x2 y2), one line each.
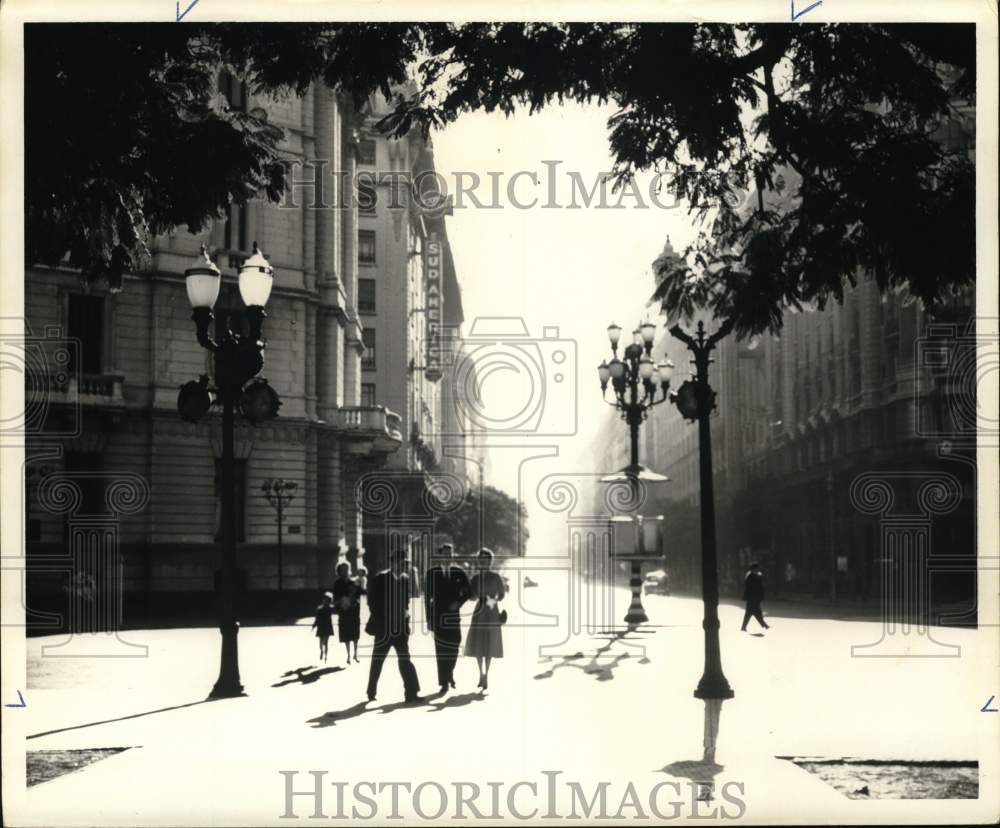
311 544 507 704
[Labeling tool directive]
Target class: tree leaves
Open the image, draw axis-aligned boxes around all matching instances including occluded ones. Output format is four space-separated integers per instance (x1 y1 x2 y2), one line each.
26 21 974 330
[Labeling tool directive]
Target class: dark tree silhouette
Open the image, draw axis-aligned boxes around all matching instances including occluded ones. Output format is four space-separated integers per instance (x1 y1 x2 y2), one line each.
437 485 529 557
27 23 973 333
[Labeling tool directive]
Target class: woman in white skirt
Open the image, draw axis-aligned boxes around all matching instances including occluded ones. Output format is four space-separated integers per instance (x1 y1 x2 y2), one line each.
464 548 507 690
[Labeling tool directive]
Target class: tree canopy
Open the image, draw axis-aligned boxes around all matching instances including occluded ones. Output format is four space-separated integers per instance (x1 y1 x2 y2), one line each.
26 23 974 333
436 485 529 557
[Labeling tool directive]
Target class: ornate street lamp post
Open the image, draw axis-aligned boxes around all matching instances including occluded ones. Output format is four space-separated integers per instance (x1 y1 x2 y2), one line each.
179 243 281 699
261 478 298 592
669 318 735 701
597 320 674 625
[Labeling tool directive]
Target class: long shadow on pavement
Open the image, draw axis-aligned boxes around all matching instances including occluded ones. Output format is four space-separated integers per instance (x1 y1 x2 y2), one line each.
308 694 439 728
272 666 344 687
426 692 484 712
28 698 224 741
307 687 487 727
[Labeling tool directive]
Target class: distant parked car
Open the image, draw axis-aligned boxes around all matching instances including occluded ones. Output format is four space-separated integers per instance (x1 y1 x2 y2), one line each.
643 569 670 596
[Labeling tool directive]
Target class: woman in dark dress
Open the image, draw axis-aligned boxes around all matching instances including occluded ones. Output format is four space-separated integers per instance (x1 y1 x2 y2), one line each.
311 592 335 663
464 548 506 691
333 562 362 664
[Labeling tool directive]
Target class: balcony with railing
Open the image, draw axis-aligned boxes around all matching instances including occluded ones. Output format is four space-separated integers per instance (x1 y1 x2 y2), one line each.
29 372 125 408
336 406 403 455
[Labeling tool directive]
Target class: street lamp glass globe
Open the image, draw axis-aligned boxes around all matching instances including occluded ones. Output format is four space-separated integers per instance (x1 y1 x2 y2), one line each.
607 323 622 346
597 361 611 383
659 360 674 382
608 358 625 379
640 321 656 343
639 356 655 380
238 241 274 308
184 245 221 310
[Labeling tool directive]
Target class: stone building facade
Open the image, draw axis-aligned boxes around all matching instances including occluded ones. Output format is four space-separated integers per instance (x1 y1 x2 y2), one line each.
23 79 408 626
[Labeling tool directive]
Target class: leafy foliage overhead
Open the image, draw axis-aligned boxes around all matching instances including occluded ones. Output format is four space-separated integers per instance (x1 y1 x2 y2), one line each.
436 485 529 557
25 23 424 287
389 23 975 336
27 23 973 334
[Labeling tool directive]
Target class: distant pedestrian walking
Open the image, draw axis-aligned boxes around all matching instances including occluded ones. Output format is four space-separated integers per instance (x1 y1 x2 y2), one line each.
465 548 507 691
312 592 335 662
425 543 472 692
365 550 421 703
741 562 770 631
333 562 362 665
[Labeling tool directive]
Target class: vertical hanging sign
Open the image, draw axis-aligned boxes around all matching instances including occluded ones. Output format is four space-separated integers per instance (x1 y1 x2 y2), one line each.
424 233 444 382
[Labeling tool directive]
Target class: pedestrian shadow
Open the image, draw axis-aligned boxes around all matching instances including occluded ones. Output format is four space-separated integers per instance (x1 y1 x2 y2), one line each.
307 694 437 728
426 692 484 712
272 666 344 687
376 696 434 715
534 629 651 683
307 701 371 728
749 632 765 638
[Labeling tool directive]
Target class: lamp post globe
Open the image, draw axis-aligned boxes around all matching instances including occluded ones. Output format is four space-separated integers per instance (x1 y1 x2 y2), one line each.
238 241 274 309
185 245 221 310
607 323 623 349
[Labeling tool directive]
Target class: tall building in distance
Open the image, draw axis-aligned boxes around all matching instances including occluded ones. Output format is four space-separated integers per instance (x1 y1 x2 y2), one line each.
352 92 470 572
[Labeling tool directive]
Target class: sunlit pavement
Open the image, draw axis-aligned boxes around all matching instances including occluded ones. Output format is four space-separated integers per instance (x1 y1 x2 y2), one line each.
15 575 994 825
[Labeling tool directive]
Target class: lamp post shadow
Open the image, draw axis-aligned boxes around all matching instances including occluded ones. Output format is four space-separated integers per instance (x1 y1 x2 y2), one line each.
660 699 727 801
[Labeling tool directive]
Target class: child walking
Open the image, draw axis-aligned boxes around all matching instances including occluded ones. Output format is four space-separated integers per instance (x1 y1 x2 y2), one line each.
311 591 335 663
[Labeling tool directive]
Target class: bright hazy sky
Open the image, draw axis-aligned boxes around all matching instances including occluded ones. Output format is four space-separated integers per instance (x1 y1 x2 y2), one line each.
431 103 700 553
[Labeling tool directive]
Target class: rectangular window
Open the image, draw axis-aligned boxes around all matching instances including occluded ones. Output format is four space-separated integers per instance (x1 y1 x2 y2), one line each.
358 230 376 265
66 294 104 374
224 202 249 253
361 383 376 407
362 328 376 369
358 278 376 315
214 459 247 543
358 138 376 165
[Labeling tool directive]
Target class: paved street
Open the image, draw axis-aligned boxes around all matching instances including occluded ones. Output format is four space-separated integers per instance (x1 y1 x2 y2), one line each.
12 573 996 824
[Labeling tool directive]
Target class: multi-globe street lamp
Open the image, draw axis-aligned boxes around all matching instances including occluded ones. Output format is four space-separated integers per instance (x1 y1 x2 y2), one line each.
178 242 281 699
597 313 737 703
597 321 674 625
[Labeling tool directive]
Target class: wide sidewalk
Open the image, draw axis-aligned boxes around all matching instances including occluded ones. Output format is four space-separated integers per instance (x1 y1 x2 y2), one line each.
8 586 999 825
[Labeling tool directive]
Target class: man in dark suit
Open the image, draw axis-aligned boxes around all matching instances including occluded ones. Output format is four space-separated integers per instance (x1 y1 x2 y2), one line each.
424 543 472 693
365 550 421 702
741 561 770 631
